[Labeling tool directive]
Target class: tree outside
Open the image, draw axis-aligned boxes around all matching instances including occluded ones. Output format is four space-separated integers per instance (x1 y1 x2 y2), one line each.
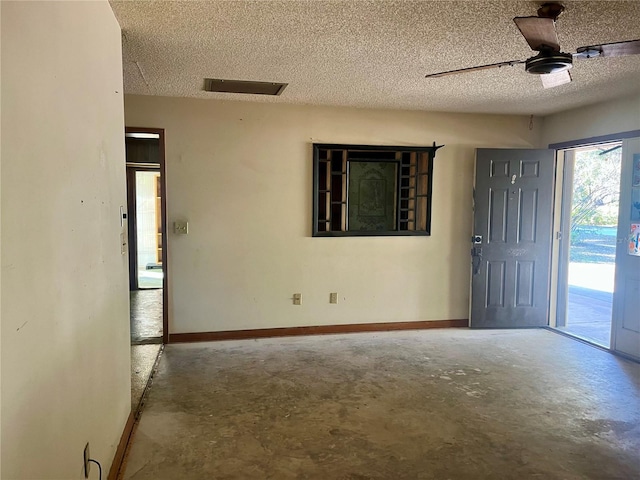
569 146 621 264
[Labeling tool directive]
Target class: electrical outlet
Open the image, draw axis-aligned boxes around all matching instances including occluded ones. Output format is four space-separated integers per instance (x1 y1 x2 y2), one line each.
293 293 302 305
83 443 90 478
330 292 338 304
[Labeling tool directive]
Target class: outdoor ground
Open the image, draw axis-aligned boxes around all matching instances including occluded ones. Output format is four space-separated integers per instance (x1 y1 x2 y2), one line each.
569 226 617 265
562 227 617 346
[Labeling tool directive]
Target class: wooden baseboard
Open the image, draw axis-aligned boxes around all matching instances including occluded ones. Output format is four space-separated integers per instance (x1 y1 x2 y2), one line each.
107 409 136 480
169 319 468 344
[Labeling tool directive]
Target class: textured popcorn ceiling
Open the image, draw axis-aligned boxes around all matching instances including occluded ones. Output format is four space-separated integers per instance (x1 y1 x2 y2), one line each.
110 1 640 115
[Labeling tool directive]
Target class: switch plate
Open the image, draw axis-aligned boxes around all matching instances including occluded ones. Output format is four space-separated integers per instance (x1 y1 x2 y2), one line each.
293 293 302 305
330 292 338 304
174 221 189 235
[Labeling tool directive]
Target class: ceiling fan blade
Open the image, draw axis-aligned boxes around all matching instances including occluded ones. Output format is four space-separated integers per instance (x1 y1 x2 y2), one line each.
425 60 524 78
514 16 560 52
575 39 640 59
540 69 572 89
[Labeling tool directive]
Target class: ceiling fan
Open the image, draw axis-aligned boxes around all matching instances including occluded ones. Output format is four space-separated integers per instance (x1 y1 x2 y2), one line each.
425 2 640 89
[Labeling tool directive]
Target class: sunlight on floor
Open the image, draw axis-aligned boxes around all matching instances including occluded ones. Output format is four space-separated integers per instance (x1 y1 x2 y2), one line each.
568 262 614 292
562 262 614 347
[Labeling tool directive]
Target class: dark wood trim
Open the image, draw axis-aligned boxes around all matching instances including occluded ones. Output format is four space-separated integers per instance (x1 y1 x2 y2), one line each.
107 409 135 480
125 168 139 291
548 130 640 150
314 143 445 152
169 319 468 344
125 127 169 345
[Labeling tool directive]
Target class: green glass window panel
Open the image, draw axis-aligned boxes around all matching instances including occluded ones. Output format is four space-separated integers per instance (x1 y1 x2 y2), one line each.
348 161 397 231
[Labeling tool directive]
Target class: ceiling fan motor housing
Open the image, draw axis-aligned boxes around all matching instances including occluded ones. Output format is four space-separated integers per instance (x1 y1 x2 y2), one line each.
525 50 573 74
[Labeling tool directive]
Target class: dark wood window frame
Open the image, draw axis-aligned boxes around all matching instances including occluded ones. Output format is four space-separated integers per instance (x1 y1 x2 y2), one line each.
312 143 443 237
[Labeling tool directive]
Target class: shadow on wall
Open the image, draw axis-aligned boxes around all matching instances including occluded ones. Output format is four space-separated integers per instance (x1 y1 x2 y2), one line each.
444 145 475 317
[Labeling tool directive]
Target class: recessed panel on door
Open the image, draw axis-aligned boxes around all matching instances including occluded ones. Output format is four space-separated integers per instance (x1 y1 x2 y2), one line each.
489 189 509 243
491 160 510 178
515 261 535 307
486 261 506 307
518 189 539 243
520 160 540 178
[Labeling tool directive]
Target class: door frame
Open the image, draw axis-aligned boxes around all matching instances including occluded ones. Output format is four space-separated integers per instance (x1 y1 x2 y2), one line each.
553 149 575 328
126 166 139 291
549 129 640 356
125 126 169 345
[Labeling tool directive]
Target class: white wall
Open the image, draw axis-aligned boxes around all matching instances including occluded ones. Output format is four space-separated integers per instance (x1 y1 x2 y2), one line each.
125 96 540 334
541 93 640 146
1 2 130 478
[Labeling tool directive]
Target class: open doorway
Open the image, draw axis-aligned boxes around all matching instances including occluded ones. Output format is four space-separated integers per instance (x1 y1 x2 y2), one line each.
130 169 163 290
555 142 622 347
125 127 168 411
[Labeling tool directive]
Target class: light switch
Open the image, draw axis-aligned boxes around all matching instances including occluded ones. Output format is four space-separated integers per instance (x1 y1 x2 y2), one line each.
293 293 302 305
330 293 338 304
174 221 189 235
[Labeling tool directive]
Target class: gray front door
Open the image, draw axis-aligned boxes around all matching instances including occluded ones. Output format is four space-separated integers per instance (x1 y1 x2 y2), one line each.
471 149 556 328
611 137 640 359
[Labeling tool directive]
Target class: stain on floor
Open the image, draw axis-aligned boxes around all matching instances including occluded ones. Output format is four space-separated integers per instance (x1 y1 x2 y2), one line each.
120 329 640 480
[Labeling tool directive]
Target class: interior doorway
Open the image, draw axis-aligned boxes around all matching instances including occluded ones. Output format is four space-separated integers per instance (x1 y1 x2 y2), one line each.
125 127 168 412
126 131 166 344
555 142 622 347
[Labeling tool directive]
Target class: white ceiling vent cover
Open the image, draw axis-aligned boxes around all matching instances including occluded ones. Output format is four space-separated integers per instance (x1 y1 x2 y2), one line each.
204 78 287 96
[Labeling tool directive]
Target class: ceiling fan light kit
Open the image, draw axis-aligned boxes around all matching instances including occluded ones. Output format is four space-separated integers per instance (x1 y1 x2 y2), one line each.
525 50 573 75
424 2 640 89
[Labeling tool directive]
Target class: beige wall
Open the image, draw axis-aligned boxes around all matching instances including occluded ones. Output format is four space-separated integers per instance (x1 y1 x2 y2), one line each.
541 93 640 147
125 95 539 334
0 3 3 475
1 2 130 478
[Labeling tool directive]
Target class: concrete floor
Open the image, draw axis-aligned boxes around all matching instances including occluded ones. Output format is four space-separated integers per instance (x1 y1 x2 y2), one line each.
131 344 162 410
130 289 163 412
130 289 163 344
120 329 640 480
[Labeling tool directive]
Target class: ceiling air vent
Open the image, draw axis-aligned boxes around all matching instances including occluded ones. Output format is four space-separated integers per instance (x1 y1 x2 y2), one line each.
203 78 287 96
